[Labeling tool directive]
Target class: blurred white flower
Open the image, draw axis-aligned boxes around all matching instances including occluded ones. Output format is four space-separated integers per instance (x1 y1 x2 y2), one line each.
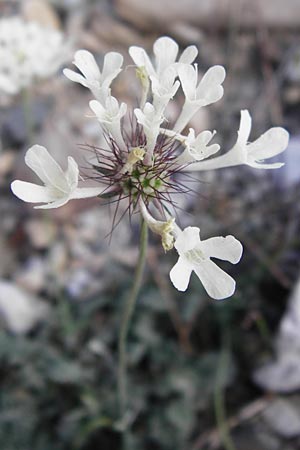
187 110 289 171
0 17 70 95
63 49 123 103
170 227 243 299
11 145 103 209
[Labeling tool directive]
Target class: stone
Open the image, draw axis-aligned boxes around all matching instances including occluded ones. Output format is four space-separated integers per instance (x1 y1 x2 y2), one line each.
263 398 300 438
253 277 300 392
0 280 49 334
115 0 300 31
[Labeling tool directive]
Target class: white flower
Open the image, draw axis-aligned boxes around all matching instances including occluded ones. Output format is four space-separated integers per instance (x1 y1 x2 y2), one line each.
174 64 226 132
63 49 123 103
186 110 289 171
89 96 127 149
170 227 243 299
175 129 220 165
11 145 103 209
129 36 198 80
134 102 164 158
0 17 70 95
150 66 180 115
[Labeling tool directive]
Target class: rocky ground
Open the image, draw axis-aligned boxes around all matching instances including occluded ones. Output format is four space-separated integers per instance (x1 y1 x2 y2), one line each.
1 1 300 449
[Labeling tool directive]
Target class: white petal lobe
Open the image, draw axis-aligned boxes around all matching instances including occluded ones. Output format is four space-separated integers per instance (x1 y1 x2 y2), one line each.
11 181 56 203
25 145 68 192
194 260 236 300
169 257 193 292
200 236 243 264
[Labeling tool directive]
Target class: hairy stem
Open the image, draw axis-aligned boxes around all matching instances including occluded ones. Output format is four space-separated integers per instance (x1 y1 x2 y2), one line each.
117 218 148 427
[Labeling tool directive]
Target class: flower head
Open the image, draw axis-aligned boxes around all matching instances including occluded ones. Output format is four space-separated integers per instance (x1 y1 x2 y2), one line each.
0 17 70 95
11 145 103 209
11 35 289 299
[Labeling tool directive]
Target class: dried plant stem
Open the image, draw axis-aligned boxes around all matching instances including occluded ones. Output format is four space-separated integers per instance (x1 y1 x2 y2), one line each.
117 218 148 432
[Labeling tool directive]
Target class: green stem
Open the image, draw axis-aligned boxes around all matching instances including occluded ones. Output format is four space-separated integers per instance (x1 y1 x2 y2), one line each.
214 332 237 450
117 218 148 424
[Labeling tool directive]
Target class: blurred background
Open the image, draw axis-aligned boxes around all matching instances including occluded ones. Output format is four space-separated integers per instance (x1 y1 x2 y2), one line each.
1 0 300 449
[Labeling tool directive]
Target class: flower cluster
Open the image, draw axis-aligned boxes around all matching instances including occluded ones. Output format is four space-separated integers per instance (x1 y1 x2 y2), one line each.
0 16 70 95
11 37 289 299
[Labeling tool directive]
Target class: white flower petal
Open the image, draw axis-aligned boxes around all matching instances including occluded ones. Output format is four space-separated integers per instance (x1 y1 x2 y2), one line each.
178 64 198 100
169 256 193 292
237 110 252 146
178 45 198 64
91 97 126 148
200 235 243 264
25 145 69 192
153 65 177 92
196 65 226 106
34 196 71 209
89 99 106 121
65 157 79 190
247 161 285 170
194 259 236 300
118 101 128 118
106 96 125 117
247 127 289 160
174 226 200 253
71 187 104 199
101 52 123 88
134 108 145 126
73 50 101 81
153 36 178 75
191 130 220 160
181 108 289 171
151 67 179 113
63 69 88 87
11 180 57 203
129 46 155 77
189 144 220 162
194 130 213 146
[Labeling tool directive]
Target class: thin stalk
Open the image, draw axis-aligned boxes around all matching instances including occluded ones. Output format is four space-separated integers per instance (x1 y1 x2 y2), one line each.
214 332 237 450
117 218 148 426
